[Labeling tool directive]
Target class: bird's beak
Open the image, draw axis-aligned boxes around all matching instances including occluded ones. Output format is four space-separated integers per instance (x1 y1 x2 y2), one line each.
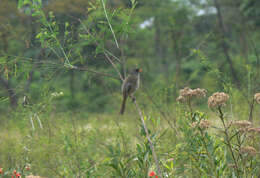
139 68 142 72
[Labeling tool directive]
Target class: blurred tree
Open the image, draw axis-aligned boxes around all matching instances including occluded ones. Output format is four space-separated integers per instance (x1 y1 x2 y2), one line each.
0 0 260 114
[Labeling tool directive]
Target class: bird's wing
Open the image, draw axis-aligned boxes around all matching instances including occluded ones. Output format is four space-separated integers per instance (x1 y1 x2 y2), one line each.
125 82 132 93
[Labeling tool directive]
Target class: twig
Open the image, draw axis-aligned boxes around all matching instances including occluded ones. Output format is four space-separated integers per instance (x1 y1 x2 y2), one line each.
119 38 126 78
105 50 122 63
44 14 72 67
133 100 163 178
75 66 120 80
101 0 119 48
30 115 35 130
35 113 43 129
143 87 178 134
79 18 123 80
104 52 124 81
78 18 122 63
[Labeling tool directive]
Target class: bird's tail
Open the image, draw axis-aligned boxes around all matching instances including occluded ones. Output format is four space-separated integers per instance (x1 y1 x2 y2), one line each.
120 95 127 115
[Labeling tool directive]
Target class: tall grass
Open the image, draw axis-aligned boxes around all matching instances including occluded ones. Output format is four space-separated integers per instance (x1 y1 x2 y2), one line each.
0 87 259 177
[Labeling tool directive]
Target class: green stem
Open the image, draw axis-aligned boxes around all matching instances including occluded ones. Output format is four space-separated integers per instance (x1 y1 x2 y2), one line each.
218 106 240 177
199 129 218 178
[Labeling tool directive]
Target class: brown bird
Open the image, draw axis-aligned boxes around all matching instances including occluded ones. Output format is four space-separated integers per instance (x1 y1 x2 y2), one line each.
120 68 142 114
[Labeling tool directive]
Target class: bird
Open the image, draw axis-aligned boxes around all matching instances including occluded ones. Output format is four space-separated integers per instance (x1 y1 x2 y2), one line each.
120 68 142 114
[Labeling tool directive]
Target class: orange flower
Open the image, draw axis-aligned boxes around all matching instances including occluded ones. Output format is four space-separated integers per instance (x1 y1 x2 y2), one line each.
13 170 17 175
0 167 3 174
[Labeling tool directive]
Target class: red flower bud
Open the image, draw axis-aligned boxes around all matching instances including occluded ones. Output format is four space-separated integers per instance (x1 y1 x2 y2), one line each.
16 172 21 178
149 171 156 177
26 166 30 171
13 170 17 175
0 168 3 174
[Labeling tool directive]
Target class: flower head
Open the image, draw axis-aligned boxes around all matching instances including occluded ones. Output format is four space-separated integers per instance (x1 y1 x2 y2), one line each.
0 167 3 174
199 119 210 129
240 146 257 156
232 120 252 128
248 127 260 133
208 92 229 108
254 93 260 104
176 87 207 103
191 119 210 130
192 88 207 98
237 127 249 133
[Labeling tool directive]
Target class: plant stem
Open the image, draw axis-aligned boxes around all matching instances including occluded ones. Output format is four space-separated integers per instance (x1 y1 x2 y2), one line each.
199 129 218 178
134 100 163 178
101 0 119 48
218 106 240 177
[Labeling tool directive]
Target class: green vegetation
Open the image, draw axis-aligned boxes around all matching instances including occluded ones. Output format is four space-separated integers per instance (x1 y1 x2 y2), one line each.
0 0 260 177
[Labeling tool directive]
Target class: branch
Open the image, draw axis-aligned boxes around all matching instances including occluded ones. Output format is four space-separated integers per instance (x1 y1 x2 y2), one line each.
133 100 163 178
78 18 122 64
103 52 124 81
143 86 178 134
75 66 120 80
101 0 119 48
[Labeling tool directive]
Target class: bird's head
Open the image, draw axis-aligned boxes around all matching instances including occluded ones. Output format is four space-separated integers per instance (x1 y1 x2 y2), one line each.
131 68 142 75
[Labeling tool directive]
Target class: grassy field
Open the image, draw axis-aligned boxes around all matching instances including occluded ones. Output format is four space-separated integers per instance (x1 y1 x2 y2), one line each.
0 89 260 177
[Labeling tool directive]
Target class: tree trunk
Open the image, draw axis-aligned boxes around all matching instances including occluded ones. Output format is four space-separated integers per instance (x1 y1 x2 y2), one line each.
154 17 163 61
214 0 240 88
24 49 44 93
171 30 182 91
0 77 18 108
1 30 18 108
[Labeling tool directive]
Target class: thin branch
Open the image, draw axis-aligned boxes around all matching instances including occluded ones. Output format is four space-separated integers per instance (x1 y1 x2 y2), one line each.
143 86 178 134
75 66 120 80
133 100 163 178
45 15 72 67
104 52 124 81
101 0 119 48
78 19 121 63
104 49 122 63
119 38 127 79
